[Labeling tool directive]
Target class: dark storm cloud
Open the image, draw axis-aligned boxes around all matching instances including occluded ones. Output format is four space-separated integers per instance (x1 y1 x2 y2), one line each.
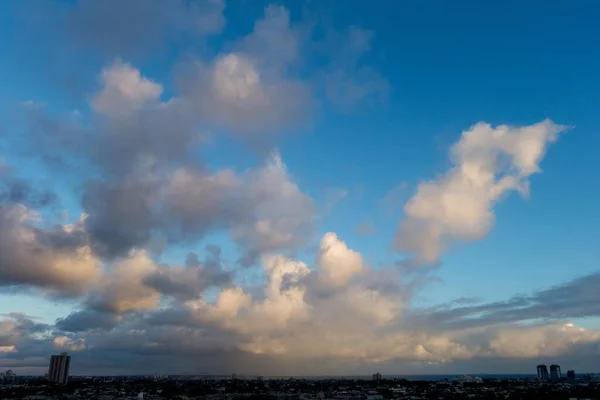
55 310 121 332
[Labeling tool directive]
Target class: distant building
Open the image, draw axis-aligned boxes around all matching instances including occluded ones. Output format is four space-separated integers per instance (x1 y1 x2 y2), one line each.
4 370 16 382
550 364 562 380
48 352 71 385
567 370 575 379
537 365 549 380
372 372 382 382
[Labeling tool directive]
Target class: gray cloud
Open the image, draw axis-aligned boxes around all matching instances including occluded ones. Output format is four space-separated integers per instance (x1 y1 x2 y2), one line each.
0 202 99 296
144 248 233 301
178 5 312 141
10 4 386 267
55 309 121 333
16 57 316 261
0 176 56 209
413 272 600 332
67 0 225 58
82 177 163 259
55 246 233 334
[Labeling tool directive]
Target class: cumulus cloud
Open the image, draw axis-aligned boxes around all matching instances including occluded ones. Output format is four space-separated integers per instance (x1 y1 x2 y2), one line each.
395 120 568 263
55 245 234 333
91 60 163 118
131 235 598 368
227 152 316 262
486 323 600 358
55 309 121 333
316 233 365 287
88 251 160 313
179 5 311 138
59 240 600 371
4 238 600 374
84 60 199 178
3 1 587 377
0 204 100 295
155 150 316 264
66 60 315 260
144 247 233 301
0 313 50 352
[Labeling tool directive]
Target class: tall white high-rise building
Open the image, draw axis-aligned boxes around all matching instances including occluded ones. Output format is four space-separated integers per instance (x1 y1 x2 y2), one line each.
48 352 71 385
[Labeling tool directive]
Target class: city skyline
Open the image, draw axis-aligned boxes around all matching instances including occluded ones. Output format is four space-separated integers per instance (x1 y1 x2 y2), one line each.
1 0 600 376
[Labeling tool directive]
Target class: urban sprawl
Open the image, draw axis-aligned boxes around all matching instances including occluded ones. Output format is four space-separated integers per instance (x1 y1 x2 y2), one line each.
1 354 600 399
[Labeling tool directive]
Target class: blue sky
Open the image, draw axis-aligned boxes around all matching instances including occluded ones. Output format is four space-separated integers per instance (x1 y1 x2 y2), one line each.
0 0 599 375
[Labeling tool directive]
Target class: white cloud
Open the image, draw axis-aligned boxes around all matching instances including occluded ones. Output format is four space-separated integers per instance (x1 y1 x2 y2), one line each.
230 151 316 257
169 232 600 366
4 236 600 373
395 120 568 263
89 251 159 313
166 151 316 262
486 322 600 358
212 54 264 103
179 6 311 137
92 60 163 118
53 336 86 352
317 232 365 287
